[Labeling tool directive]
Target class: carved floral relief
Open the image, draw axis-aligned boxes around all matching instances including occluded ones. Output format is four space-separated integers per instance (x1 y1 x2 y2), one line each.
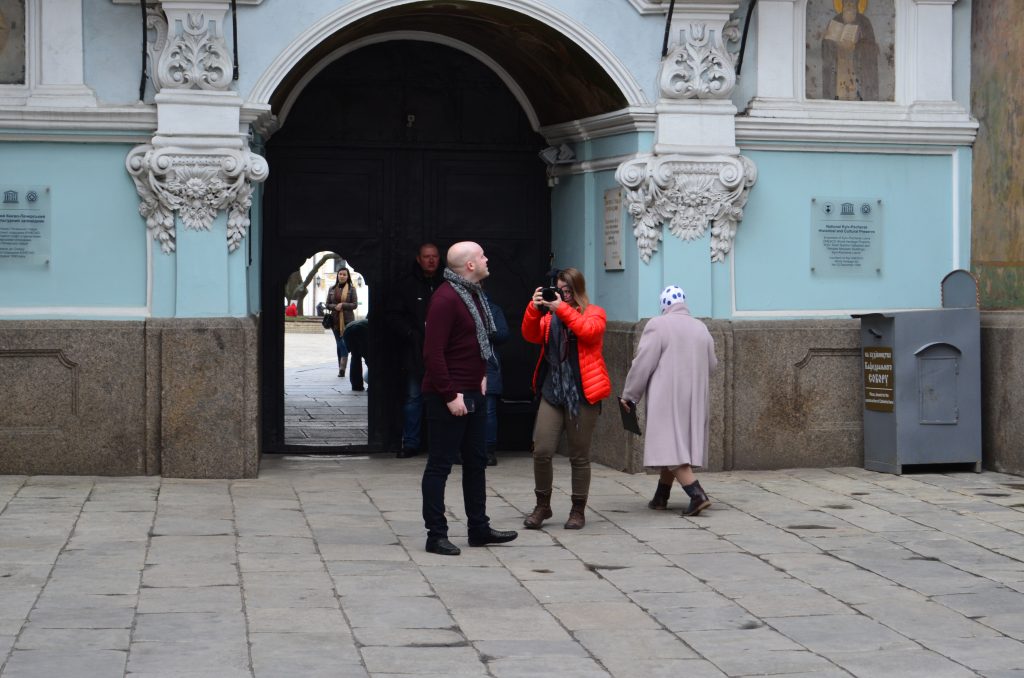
616 155 757 263
126 147 269 253
148 8 232 92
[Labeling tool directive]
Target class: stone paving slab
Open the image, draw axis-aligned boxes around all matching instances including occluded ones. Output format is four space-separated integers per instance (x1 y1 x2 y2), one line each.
4 456 1024 676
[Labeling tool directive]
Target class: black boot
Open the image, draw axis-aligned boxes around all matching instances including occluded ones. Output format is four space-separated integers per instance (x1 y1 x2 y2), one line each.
486 444 497 467
681 480 711 517
648 482 672 510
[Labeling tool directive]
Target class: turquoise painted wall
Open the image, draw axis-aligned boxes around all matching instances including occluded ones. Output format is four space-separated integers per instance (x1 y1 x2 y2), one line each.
0 142 147 316
0 140 259 319
732 149 966 315
558 145 971 322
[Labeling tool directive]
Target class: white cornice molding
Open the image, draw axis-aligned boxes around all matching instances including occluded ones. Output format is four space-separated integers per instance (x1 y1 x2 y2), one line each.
248 0 649 110
549 152 649 177
0 106 157 141
738 98 978 146
628 0 670 14
111 0 263 4
539 106 656 144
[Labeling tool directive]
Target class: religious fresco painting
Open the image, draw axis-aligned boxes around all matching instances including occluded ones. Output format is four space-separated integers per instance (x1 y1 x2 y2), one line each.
806 0 895 102
0 0 25 85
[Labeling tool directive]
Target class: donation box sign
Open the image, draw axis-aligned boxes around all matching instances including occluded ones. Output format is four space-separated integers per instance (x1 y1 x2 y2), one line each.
863 346 894 413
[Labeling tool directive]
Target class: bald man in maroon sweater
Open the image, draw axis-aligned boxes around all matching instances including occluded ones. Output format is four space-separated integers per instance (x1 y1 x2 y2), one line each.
420 241 519 556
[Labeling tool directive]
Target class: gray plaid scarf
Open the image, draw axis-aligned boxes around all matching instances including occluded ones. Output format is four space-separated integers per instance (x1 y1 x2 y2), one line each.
442 267 495 360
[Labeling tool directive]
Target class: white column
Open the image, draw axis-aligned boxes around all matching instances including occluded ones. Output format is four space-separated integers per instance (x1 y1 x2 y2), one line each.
26 0 97 107
617 0 757 265
912 0 956 102
754 0 798 100
126 1 267 263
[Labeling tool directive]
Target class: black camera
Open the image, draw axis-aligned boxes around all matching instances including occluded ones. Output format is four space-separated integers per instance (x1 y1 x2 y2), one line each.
540 287 559 302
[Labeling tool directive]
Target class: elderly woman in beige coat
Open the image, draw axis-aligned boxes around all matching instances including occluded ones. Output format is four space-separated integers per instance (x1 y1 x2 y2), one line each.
619 286 717 517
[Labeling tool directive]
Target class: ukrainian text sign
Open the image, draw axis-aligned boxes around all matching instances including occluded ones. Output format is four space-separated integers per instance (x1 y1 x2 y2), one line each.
810 197 883 276
0 186 50 265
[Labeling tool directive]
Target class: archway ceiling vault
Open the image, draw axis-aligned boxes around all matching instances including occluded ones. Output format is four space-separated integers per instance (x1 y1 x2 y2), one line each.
270 1 629 128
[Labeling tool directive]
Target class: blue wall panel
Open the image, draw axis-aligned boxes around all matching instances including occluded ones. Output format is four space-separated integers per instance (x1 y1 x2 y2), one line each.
0 142 146 315
733 150 957 315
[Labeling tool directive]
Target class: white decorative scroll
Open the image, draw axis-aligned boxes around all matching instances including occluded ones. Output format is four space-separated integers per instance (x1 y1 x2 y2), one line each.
126 146 269 253
148 7 233 92
616 154 757 263
659 23 737 100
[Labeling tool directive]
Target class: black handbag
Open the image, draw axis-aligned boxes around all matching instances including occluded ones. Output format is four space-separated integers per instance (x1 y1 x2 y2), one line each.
321 313 334 329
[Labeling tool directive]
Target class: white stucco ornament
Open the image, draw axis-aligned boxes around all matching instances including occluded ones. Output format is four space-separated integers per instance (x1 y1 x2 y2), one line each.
148 7 233 92
660 23 736 99
616 154 757 263
126 147 269 253
616 5 756 265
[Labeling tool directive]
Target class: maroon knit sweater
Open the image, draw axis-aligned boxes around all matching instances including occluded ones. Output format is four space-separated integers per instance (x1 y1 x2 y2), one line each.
421 282 487 403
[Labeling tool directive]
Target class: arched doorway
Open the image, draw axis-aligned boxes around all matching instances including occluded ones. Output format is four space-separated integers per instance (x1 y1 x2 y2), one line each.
260 40 551 453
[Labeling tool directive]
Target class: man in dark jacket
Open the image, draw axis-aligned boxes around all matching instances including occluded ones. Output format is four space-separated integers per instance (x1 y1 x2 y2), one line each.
420 241 518 555
385 243 441 458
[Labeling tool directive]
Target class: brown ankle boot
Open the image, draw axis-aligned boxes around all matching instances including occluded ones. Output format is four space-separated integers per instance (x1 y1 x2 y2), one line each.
648 482 672 510
563 495 587 530
523 490 552 529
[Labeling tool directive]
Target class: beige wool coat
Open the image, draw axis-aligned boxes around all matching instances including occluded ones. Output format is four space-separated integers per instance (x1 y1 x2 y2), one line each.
621 302 717 467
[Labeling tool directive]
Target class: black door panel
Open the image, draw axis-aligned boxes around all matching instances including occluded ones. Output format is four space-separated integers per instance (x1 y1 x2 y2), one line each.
261 41 549 453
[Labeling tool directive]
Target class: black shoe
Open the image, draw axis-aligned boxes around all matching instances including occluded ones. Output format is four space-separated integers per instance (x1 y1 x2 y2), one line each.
396 447 419 459
425 537 461 556
352 385 364 392
468 528 519 547
486 451 497 466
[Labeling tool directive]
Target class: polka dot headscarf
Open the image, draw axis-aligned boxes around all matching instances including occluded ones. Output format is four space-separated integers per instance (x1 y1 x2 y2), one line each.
659 285 686 313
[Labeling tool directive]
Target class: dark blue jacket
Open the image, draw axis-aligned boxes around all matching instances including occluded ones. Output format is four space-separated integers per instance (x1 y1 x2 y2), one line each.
485 294 509 395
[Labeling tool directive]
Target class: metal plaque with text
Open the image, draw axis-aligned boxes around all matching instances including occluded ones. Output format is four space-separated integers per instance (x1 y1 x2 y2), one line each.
0 185 50 266
810 196 883 276
603 188 624 271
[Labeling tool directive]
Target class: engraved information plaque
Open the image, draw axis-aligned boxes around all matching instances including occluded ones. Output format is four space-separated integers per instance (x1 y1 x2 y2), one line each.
810 196 883 276
0 185 51 265
863 346 894 413
603 188 624 271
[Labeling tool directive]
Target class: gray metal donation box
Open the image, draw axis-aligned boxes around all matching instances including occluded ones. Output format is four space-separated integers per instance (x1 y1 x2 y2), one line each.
853 270 981 474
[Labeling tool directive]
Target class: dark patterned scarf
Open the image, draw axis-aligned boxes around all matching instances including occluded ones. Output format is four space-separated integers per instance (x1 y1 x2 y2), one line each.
442 267 495 360
547 313 581 421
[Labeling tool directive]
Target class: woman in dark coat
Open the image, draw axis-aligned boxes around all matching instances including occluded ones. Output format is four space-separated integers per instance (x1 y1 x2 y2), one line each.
327 268 358 377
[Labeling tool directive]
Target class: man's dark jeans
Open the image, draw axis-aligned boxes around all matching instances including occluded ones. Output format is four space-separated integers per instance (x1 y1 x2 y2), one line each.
421 391 489 541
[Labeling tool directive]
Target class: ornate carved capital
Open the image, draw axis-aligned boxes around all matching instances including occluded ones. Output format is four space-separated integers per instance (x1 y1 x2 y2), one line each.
147 6 232 92
126 146 269 253
660 23 737 99
616 154 757 263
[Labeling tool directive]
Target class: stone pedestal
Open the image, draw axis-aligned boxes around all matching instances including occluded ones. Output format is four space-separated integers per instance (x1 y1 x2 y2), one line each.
0 317 259 478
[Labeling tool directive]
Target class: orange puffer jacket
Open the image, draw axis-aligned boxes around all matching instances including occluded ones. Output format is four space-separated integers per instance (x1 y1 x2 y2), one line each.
521 301 612 404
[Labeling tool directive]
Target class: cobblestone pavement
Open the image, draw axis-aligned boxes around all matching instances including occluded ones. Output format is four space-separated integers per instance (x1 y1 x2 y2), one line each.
3 456 1024 677
284 330 367 446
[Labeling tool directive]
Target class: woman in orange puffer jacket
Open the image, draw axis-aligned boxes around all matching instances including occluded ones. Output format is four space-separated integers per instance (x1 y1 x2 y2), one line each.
520 267 611 531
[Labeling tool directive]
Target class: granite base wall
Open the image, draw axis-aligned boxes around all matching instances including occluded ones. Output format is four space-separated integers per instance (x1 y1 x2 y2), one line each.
980 312 1024 475
0 317 259 478
593 313 1024 475
3 313 1020 478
